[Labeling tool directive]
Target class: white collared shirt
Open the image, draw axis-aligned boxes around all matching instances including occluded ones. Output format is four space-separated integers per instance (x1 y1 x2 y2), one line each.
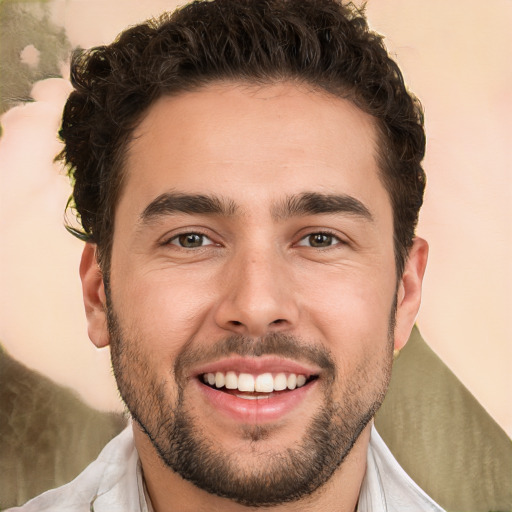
357 428 444 511
7 425 445 512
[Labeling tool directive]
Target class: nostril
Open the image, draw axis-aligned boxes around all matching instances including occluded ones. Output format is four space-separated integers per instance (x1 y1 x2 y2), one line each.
271 319 286 325
231 320 243 326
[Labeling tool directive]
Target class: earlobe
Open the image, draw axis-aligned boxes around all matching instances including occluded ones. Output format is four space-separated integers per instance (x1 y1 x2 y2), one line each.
80 243 110 348
394 237 429 351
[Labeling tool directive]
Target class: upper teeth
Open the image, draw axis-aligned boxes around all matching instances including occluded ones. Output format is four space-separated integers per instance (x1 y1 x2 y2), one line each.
202 372 308 392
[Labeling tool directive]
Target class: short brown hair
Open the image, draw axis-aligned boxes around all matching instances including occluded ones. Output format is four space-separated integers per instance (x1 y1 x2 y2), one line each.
60 0 425 277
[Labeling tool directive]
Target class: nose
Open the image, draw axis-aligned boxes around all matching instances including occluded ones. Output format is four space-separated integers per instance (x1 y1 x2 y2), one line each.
213 247 299 338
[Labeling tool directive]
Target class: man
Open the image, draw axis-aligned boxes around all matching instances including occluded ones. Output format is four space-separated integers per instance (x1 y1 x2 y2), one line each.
9 0 443 510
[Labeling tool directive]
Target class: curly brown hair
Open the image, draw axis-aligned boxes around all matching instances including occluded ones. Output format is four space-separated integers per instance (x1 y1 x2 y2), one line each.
59 0 425 277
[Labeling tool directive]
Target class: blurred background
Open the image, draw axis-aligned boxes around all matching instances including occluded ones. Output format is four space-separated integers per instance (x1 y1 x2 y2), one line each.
0 0 511 437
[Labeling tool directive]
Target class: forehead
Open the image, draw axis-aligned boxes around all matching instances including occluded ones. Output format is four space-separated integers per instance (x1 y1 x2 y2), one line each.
120 82 388 219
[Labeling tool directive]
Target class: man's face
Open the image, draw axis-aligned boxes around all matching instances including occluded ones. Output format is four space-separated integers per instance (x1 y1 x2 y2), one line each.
82 82 426 506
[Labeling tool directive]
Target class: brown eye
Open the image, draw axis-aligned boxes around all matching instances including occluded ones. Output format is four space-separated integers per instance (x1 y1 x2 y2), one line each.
297 232 340 248
308 233 334 247
171 233 212 248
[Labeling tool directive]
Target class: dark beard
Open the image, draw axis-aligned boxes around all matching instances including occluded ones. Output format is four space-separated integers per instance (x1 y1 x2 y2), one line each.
107 299 394 507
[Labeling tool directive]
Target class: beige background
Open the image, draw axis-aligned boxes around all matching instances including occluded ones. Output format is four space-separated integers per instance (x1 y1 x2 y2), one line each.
0 0 511 437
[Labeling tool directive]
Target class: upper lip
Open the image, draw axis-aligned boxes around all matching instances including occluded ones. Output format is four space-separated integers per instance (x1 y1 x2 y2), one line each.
192 356 321 379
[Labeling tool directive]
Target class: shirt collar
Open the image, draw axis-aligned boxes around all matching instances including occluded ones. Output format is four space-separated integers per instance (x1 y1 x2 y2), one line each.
357 426 445 512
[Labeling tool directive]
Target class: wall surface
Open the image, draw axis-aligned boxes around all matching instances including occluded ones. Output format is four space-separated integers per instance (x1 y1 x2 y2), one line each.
0 0 511 437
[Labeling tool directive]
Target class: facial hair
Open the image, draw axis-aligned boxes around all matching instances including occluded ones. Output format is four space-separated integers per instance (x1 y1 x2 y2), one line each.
107 297 395 507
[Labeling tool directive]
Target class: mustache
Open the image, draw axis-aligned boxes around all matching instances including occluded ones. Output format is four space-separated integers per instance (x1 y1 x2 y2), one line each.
174 332 336 382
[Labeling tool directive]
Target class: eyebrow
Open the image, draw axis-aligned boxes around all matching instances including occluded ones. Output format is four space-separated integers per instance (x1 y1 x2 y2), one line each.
272 192 373 221
138 191 373 225
139 192 238 224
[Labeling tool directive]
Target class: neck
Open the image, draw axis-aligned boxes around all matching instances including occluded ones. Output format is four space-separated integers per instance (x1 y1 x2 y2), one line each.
134 423 371 512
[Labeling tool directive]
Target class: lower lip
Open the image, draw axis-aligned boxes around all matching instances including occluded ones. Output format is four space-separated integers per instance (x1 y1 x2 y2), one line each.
195 379 317 423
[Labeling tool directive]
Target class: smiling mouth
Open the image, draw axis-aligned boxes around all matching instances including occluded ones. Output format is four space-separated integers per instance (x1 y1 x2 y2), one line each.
200 371 318 399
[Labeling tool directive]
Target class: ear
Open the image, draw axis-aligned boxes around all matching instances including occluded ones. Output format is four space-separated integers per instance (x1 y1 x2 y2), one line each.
80 243 110 348
393 237 429 351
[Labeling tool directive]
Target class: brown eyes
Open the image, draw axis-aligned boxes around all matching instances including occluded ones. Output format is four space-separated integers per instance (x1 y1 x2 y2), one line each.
170 233 214 248
297 232 341 248
307 233 335 247
168 232 341 249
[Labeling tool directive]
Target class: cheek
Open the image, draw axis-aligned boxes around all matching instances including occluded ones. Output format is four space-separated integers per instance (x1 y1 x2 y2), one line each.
299 266 395 355
111 268 215 356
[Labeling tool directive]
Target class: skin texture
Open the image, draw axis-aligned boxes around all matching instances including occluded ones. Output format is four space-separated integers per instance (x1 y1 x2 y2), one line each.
80 82 428 511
